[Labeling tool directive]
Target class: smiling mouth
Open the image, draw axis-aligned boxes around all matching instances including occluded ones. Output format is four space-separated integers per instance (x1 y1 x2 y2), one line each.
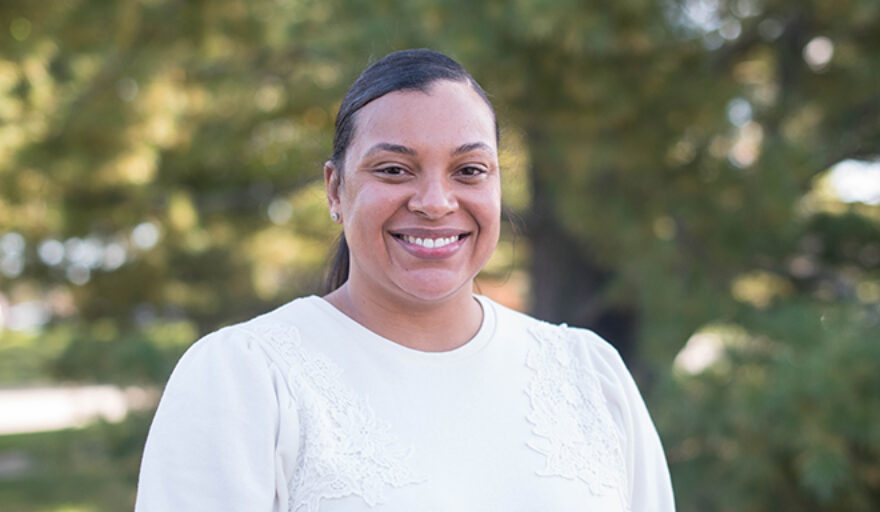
392 233 468 249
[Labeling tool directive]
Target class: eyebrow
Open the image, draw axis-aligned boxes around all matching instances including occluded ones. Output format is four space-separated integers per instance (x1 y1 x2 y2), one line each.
452 142 494 156
364 141 494 158
364 143 416 157
451 142 494 156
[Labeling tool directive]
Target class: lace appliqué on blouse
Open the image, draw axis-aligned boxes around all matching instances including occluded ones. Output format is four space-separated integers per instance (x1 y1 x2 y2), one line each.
241 322 424 512
525 322 629 508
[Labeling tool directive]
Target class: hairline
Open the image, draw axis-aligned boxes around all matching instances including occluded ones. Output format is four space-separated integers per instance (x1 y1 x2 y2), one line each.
334 76 496 173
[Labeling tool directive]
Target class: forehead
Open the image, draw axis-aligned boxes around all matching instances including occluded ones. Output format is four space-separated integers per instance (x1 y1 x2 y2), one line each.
348 80 497 158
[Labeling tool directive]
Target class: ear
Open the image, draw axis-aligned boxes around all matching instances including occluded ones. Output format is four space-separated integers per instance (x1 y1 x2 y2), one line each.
324 160 342 221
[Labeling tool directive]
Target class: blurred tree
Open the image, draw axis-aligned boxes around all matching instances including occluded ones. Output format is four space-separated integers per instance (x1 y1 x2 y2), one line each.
0 0 349 341
451 0 880 368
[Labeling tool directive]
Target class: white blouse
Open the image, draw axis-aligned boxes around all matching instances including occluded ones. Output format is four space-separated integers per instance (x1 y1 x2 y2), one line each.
135 295 675 511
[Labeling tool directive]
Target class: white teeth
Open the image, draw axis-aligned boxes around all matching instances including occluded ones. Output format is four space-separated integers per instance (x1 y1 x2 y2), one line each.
402 235 459 248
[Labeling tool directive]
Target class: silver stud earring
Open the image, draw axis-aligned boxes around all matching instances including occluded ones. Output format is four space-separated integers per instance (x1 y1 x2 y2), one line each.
331 212 340 222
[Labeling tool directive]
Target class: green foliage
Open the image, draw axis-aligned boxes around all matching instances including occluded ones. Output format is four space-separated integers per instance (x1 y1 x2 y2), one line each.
0 414 150 512
657 303 880 510
0 329 69 385
51 319 195 384
1 0 347 338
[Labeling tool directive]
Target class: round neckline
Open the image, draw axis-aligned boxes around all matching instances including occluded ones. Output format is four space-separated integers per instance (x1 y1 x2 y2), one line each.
307 294 497 363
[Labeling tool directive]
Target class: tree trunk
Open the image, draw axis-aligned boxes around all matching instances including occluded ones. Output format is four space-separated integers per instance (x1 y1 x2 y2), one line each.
525 125 639 364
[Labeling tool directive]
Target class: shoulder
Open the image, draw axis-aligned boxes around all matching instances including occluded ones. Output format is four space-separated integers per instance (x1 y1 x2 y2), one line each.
490 299 635 502
486 297 640 425
483 296 627 377
231 295 319 339
562 325 631 386
172 296 324 379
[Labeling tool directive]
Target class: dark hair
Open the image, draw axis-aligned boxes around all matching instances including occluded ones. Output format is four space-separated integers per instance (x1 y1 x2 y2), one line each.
324 49 498 293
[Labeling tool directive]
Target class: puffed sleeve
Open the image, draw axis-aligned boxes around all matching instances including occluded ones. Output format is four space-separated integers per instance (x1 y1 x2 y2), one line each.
135 326 285 511
582 330 676 512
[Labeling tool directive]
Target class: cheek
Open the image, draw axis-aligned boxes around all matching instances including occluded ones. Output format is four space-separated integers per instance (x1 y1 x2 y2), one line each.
341 181 376 214
472 186 502 225
343 183 402 230
483 189 503 249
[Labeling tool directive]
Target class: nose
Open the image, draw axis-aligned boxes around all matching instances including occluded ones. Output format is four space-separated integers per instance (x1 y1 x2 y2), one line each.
408 174 457 219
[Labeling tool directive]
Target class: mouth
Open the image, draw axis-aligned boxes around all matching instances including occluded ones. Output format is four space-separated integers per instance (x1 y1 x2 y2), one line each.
391 232 470 250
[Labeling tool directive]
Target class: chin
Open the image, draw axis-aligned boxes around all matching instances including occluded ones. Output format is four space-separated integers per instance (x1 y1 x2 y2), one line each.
395 271 473 304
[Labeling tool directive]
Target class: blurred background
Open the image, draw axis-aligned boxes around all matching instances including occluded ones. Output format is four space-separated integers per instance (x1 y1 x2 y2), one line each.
1 0 879 510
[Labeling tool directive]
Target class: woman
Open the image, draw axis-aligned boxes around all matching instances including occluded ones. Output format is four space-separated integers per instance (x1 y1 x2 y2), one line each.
135 49 675 511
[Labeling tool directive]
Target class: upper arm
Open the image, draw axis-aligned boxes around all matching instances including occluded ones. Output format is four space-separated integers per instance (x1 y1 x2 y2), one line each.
581 330 676 512
135 328 283 511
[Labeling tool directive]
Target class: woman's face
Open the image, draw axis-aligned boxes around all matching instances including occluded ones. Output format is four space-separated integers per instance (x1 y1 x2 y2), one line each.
326 79 501 307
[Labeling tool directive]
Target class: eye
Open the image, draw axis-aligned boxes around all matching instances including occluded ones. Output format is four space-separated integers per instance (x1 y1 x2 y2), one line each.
457 166 487 179
374 166 409 178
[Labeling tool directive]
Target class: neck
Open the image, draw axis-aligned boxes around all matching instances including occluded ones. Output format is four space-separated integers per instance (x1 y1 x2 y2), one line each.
323 282 483 352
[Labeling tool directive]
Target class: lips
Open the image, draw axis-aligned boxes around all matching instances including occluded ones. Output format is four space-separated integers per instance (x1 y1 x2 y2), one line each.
397 234 463 248
390 229 471 256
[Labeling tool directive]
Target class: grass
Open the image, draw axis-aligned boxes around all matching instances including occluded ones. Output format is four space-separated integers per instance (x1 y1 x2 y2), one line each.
0 413 151 512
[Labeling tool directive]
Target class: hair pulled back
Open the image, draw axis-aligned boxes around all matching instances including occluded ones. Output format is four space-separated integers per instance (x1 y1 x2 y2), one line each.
325 49 498 293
